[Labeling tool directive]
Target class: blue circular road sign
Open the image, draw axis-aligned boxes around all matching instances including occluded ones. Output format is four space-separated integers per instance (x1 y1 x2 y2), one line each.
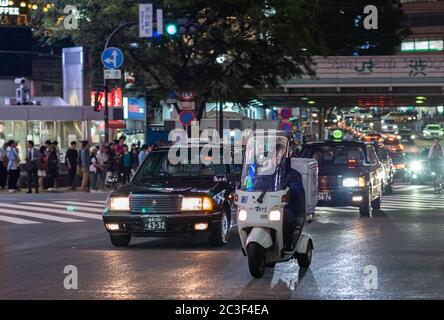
179 111 195 126
101 47 124 70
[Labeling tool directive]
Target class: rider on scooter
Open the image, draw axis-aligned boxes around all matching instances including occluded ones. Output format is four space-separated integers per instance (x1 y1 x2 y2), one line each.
428 138 444 179
248 143 306 251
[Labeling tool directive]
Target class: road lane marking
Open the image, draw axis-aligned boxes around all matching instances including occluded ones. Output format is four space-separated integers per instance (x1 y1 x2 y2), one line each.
21 202 103 214
0 215 41 224
0 208 82 223
54 201 104 209
0 203 102 220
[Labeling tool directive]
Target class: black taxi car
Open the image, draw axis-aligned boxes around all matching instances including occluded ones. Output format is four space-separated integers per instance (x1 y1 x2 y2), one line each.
300 140 384 216
103 144 241 247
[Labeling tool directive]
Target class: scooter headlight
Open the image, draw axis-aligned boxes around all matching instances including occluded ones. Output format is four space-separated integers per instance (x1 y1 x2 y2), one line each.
269 210 281 221
238 209 247 222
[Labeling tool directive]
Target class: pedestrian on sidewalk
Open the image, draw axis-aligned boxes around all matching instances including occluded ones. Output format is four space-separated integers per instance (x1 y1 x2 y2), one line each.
90 148 99 192
130 143 139 176
65 141 78 190
37 145 48 192
138 144 149 167
78 140 91 192
105 143 117 188
46 145 59 192
119 145 132 184
0 143 7 189
25 141 40 194
6 140 20 193
96 144 106 191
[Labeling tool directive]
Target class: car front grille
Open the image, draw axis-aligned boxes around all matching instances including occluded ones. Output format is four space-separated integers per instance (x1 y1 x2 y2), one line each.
319 175 343 190
129 194 182 214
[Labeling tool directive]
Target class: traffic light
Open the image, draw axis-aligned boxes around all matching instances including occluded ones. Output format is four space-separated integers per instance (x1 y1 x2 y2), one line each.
94 91 104 112
165 18 198 36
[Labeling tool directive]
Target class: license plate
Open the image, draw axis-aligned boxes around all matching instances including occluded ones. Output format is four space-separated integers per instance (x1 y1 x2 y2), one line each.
143 216 167 232
318 192 332 201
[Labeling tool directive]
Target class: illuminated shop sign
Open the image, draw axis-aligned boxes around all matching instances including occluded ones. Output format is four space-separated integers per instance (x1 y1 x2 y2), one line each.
0 0 20 15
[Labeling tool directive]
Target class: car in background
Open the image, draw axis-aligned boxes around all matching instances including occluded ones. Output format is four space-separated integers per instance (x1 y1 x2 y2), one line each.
423 124 444 140
391 152 408 181
397 128 416 144
363 132 384 144
373 142 395 194
405 151 430 185
381 118 399 134
300 140 383 216
383 137 404 153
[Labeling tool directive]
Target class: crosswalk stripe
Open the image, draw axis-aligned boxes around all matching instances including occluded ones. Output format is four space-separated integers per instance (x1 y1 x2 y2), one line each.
0 208 82 223
0 215 41 224
54 201 104 209
22 202 103 214
0 203 102 220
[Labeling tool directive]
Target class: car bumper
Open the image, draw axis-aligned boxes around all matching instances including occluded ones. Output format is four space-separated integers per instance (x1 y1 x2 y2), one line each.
317 188 368 207
103 211 223 236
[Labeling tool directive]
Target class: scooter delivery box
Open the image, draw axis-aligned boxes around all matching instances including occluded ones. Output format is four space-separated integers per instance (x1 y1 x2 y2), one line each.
291 158 318 215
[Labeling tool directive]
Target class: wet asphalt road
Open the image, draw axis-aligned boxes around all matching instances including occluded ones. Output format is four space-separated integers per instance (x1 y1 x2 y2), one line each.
1 183 444 300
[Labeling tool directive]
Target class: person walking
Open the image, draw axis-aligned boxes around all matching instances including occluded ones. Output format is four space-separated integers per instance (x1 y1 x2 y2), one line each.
78 140 91 192
89 148 99 192
25 141 41 194
138 144 149 167
119 145 132 184
6 140 20 193
37 145 48 192
46 145 59 192
65 141 79 190
96 144 106 191
130 144 139 176
0 143 7 189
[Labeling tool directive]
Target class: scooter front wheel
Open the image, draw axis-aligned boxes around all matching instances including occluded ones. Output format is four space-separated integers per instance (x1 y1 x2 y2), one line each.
247 243 266 278
295 239 313 269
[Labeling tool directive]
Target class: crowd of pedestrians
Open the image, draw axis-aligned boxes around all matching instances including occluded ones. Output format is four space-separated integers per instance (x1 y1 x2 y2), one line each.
0 136 168 194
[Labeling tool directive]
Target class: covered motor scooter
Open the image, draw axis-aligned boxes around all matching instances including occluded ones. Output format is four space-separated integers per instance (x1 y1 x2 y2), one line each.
235 132 318 278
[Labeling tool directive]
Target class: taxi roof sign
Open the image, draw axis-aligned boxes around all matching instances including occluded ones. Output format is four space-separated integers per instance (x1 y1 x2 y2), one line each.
333 129 344 140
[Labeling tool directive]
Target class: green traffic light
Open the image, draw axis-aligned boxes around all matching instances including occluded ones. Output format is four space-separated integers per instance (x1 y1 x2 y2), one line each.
166 24 178 35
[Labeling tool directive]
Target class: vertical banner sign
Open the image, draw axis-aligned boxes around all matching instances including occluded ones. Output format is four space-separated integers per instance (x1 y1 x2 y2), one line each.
139 3 153 38
156 9 163 35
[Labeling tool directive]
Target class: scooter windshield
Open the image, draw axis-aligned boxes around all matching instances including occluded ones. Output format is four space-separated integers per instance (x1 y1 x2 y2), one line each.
240 135 288 192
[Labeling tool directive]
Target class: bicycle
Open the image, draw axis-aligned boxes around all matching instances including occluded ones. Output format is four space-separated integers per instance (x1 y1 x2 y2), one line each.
430 161 443 194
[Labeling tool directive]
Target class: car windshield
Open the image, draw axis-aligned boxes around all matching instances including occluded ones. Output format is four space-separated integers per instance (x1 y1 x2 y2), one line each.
399 129 411 134
427 125 441 131
385 119 396 125
240 135 288 192
134 148 227 180
301 144 366 165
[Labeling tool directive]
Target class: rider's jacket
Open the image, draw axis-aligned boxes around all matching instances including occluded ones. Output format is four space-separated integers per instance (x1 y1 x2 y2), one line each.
428 144 444 160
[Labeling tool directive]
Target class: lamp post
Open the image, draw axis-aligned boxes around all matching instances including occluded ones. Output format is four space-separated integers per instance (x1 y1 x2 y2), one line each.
103 22 138 143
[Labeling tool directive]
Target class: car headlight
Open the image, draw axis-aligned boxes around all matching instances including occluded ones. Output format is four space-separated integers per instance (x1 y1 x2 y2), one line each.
393 125 398 129
343 178 359 188
383 125 388 130
424 131 430 135
410 161 423 173
411 135 416 140
107 197 130 211
397 135 402 140
439 131 444 136
181 197 213 211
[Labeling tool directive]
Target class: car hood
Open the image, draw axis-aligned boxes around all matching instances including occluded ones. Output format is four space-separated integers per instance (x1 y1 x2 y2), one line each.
111 179 221 197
